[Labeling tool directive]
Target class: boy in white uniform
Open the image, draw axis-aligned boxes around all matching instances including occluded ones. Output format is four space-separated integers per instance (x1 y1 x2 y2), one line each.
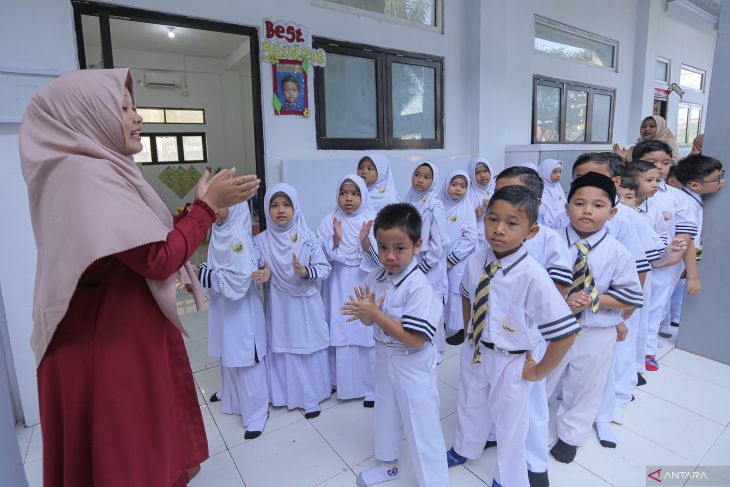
478 167 572 487
343 203 448 487
447 186 579 487
548 172 643 464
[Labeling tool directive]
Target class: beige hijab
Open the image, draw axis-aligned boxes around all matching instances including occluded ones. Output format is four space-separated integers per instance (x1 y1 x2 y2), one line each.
629 115 681 163
20 68 200 365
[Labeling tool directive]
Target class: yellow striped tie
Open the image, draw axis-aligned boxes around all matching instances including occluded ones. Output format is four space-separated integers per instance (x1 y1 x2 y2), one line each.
467 260 501 364
570 242 600 318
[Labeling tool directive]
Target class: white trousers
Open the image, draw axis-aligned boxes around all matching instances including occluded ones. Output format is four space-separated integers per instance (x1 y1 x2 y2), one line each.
453 341 532 487
220 361 270 431
646 264 683 356
374 342 448 487
546 327 615 446
669 278 685 324
634 274 653 373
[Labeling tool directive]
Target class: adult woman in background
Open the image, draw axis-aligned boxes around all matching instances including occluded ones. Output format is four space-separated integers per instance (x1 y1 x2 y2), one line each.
20 68 259 486
613 115 681 163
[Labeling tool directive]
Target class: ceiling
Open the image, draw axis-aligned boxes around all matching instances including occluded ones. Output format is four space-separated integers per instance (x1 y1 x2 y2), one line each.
81 15 249 59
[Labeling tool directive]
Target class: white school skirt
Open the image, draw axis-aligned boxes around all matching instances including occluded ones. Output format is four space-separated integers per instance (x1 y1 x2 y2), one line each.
267 348 331 411
330 345 375 401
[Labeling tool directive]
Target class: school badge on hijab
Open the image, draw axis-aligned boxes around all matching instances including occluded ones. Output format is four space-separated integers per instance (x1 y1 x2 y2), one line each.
230 239 244 253
290 232 298 243
449 214 458 222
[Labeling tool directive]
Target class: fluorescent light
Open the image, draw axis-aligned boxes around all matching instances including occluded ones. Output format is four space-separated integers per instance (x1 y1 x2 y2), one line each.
167 27 175 39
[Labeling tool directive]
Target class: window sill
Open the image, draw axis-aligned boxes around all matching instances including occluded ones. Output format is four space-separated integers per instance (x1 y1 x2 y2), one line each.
507 143 613 152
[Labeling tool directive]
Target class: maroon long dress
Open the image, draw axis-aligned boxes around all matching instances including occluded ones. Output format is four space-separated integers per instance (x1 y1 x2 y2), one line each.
37 201 215 487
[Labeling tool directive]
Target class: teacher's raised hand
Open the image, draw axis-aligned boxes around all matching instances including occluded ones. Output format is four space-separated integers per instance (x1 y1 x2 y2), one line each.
196 167 260 211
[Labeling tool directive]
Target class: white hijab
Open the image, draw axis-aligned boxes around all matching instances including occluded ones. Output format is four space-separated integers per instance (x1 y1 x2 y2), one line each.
360 152 399 211
440 170 479 254
207 202 256 300
405 161 448 250
319 174 376 263
261 183 319 297
539 158 566 215
466 156 495 217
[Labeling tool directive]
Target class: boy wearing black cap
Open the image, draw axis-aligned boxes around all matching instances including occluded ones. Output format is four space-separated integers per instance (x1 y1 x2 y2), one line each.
546 172 644 464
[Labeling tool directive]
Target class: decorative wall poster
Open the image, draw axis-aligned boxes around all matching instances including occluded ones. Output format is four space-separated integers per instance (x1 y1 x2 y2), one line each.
158 165 202 198
260 19 326 118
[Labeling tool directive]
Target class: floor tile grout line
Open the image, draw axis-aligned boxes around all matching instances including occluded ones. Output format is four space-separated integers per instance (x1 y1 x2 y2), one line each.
612 421 708 466
655 361 730 392
694 423 729 470
223 448 247 487
306 408 365 480
635 386 730 426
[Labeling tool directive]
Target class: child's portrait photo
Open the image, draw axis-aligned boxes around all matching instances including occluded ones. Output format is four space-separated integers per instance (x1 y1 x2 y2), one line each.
273 59 308 115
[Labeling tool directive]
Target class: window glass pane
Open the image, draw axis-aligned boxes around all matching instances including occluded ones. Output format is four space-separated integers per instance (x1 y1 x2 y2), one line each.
591 93 611 142
182 136 205 161
534 21 615 68
323 53 378 139
655 60 668 82
165 109 205 124
391 62 436 140
535 84 561 142
680 67 704 90
138 108 165 123
133 136 152 163
677 104 689 145
565 89 588 142
689 105 702 142
156 136 179 162
321 0 436 26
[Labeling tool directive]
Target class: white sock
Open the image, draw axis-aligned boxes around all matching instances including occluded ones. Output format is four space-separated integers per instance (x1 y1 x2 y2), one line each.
356 463 400 486
595 422 618 447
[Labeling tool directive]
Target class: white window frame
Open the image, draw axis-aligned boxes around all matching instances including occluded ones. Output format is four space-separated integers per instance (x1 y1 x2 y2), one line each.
533 15 619 72
679 64 706 92
311 0 443 34
655 56 671 84
676 102 703 146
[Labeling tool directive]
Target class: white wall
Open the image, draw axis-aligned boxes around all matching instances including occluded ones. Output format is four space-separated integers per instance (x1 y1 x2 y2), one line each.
653 2 716 142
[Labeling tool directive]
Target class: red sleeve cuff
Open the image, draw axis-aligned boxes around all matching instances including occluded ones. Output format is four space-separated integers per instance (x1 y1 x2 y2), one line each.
192 199 216 221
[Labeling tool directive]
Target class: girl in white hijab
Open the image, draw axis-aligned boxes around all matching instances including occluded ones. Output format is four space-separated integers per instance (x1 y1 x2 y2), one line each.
439 170 479 342
198 202 269 438
466 156 496 222
317 174 379 407
404 161 450 360
254 183 332 418
357 152 400 212
538 158 566 228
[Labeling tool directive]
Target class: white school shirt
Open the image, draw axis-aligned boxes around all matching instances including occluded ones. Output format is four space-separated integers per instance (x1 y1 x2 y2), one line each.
617 202 662 266
366 257 441 349
560 225 644 328
680 186 703 248
553 206 650 274
636 198 670 249
523 224 573 287
649 180 693 239
459 245 580 351
255 231 332 354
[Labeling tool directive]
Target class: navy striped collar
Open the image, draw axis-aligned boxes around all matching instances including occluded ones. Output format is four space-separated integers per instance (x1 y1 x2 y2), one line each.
682 186 703 207
376 257 420 288
565 225 608 249
485 245 528 276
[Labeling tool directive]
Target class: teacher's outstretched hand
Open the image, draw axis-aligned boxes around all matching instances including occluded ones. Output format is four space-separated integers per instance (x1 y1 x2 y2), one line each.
196 167 260 211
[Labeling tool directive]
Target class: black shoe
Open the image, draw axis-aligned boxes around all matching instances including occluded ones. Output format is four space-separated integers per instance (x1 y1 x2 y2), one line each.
658 331 672 338
209 392 220 402
631 394 635 401
484 440 497 450
363 400 375 408
671 321 680 328
304 410 321 419
637 373 647 386
550 438 577 464
528 470 549 487
446 330 465 346
244 430 262 440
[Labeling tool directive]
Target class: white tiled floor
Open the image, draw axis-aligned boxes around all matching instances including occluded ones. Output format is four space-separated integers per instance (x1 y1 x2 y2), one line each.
16 312 730 487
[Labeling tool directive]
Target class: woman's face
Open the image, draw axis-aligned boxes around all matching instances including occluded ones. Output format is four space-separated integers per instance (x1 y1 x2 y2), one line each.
640 117 657 140
122 87 143 154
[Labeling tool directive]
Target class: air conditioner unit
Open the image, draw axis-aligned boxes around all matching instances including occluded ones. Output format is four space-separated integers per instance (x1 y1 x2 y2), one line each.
143 72 181 88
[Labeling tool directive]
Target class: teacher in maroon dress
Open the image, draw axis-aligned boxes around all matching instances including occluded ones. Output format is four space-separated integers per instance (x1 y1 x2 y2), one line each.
19 68 259 486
